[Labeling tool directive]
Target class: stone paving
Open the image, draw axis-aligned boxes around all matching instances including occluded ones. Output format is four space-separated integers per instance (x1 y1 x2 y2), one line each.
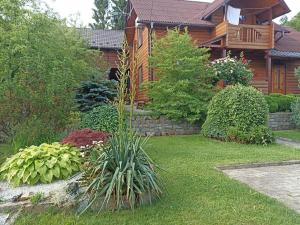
223 164 300 213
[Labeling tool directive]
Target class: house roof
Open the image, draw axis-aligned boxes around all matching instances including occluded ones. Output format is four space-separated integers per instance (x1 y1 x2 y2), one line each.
130 0 214 27
273 26 300 55
202 0 290 21
201 0 224 19
79 29 124 50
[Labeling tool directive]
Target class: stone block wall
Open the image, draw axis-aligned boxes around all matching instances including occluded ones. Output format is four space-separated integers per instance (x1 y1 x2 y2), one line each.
129 115 200 136
268 112 296 130
129 112 296 137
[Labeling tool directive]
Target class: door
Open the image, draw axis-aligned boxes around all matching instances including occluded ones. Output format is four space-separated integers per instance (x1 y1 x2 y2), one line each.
272 63 286 94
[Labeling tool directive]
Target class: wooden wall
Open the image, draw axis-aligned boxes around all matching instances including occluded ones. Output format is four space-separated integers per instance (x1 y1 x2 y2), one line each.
102 50 120 68
286 60 300 94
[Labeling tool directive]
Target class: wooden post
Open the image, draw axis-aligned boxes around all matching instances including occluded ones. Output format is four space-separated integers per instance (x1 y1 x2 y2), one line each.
268 8 273 25
266 51 272 94
222 48 227 58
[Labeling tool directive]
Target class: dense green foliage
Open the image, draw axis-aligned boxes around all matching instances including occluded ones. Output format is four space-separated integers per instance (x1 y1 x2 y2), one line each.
284 12 300 31
212 53 253 86
80 105 118 133
292 98 300 128
76 80 118 112
15 135 300 225
0 143 81 186
90 0 110 29
265 94 297 113
0 0 97 147
147 28 215 123
80 132 162 212
202 85 273 144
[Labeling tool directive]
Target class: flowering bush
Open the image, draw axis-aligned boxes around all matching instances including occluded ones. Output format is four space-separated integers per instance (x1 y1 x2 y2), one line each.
60 129 110 149
212 52 253 86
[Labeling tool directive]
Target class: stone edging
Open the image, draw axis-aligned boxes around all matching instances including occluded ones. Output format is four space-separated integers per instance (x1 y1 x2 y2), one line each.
216 160 300 171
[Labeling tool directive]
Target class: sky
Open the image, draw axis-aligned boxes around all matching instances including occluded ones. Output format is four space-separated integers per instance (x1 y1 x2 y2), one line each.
43 0 300 27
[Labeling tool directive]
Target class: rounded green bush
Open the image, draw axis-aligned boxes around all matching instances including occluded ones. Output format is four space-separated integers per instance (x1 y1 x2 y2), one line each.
0 143 81 187
80 105 118 133
202 84 269 140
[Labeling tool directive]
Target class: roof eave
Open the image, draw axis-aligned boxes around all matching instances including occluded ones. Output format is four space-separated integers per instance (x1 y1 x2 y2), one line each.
138 19 215 28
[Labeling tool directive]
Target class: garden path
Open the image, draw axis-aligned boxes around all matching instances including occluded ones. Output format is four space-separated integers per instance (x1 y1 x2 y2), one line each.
276 137 300 149
223 163 300 213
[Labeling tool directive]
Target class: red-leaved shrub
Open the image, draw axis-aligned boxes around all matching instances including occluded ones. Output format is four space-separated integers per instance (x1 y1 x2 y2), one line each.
61 129 110 148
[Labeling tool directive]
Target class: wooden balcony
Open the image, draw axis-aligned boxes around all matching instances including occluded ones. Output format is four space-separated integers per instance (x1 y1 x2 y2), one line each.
210 21 274 50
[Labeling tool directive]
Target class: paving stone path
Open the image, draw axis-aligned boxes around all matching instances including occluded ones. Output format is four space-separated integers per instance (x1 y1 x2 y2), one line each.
276 137 300 149
223 163 300 213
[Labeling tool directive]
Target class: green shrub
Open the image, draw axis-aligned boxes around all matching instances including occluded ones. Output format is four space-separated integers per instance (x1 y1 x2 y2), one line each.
80 131 163 212
227 126 274 145
248 126 275 145
0 1 99 146
202 85 271 144
212 52 253 86
0 143 81 187
76 80 118 112
265 94 297 113
80 105 118 133
147 28 215 124
292 98 300 128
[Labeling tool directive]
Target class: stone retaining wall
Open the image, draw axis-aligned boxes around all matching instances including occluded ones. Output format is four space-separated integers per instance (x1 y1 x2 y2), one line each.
130 112 296 136
268 112 296 130
129 115 200 136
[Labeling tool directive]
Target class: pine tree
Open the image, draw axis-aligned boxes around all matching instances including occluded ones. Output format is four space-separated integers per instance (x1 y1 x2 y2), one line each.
90 0 110 29
111 0 127 29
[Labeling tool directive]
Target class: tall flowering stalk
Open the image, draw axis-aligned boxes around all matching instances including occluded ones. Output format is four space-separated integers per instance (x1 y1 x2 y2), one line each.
116 40 129 132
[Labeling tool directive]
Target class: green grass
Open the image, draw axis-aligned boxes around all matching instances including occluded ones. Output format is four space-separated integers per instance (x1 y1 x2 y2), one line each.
275 130 300 141
16 136 300 225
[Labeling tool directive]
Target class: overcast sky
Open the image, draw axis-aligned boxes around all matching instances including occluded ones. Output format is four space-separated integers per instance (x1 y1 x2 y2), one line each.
43 0 300 27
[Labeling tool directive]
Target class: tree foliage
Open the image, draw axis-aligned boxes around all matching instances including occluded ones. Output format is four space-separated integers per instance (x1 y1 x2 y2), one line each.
90 0 110 29
147 28 215 124
283 12 300 31
0 0 98 145
90 0 127 30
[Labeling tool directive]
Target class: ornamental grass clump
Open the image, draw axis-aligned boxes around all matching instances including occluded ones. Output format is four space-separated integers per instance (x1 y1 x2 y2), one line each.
79 41 163 213
0 143 81 187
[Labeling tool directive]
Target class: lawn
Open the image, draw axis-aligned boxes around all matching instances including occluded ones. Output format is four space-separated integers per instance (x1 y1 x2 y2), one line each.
275 130 300 141
15 135 300 225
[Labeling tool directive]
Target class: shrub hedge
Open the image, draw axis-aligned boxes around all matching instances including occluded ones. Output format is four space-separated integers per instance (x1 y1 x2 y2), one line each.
80 105 118 133
202 85 273 144
265 93 297 113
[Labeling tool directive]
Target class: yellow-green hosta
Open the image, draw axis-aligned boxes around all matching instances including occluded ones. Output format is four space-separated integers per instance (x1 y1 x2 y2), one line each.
0 143 81 187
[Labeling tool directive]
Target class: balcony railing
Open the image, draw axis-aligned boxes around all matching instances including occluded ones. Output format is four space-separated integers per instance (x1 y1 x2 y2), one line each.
212 21 274 50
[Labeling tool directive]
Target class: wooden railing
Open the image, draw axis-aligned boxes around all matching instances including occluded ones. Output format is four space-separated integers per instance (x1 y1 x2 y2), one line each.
210 22 274 50
227 23 274 49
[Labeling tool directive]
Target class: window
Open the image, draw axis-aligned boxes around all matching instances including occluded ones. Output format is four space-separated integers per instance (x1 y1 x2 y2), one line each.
138 27 143 48
138 65 143 88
